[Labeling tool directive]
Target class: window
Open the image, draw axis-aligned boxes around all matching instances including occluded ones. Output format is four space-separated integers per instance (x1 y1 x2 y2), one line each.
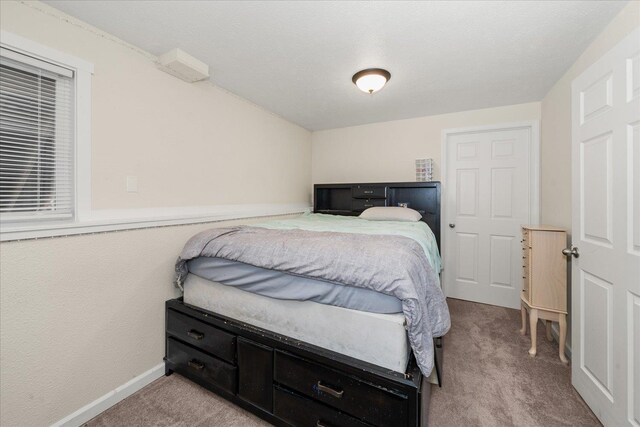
0 47 75 224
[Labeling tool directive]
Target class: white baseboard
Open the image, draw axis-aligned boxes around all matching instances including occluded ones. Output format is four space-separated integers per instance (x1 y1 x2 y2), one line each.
51 362 165 427
550 322 572 359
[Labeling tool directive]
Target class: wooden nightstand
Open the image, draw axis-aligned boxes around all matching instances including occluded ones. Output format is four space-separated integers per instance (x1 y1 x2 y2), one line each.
519 225 569 364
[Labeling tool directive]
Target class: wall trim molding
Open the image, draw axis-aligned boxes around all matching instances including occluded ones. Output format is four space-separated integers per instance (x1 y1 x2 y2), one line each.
1 203 310 242
50 362 165 427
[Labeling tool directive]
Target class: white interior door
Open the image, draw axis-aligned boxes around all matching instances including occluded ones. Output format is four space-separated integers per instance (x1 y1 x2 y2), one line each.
443 124 537 309
571 28 640 427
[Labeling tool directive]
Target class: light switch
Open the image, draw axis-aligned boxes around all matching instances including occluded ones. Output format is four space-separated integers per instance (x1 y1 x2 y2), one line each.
126 175 138 193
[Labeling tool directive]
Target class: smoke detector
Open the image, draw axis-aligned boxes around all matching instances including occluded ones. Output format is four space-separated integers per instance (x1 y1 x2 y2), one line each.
158 48 210 83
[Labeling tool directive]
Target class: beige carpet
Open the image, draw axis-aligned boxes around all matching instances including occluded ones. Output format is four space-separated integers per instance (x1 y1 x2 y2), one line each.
428 299 599 426
86 299 600 427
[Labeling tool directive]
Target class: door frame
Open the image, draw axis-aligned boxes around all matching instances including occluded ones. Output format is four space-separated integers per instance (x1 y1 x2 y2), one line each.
440 120 541 296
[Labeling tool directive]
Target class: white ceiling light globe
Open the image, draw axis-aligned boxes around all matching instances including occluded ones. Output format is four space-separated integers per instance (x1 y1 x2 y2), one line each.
352 68 391 94
355 74 387 93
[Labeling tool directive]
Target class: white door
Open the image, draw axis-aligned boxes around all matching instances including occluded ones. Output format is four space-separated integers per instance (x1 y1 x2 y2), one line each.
571 28 640 426
443 124 537 309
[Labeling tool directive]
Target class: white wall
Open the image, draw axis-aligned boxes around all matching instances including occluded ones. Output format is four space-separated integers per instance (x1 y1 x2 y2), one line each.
0 216 297 427
540 1 640 231
1 1 312 210
0 2 311 426
312 102 541 185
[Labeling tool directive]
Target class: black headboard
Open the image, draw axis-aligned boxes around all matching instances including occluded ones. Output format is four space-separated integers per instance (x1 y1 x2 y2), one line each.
313 182 441 250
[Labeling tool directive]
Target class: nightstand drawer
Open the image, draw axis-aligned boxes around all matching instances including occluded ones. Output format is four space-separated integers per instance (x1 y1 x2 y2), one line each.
274 351 408 427
352 185 386 199
352 198 386 211
166 338 237 394
274 385 369 427
167 309 236 363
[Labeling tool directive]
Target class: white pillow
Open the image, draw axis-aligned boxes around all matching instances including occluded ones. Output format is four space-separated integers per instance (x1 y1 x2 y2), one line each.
359 206 422 222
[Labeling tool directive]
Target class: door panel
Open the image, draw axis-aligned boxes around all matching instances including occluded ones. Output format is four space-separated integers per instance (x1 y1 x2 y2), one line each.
456 169 479 216
444 126 533 309
580 72 613 124
581 272 613 399
491 168 514 218
571 28 640 426
630 122 640 255
456 233 478 283
457 141 479 160
581 132 613 247
627 52 640 102
630 292 640 425
491 138 516 158
489 235 513 288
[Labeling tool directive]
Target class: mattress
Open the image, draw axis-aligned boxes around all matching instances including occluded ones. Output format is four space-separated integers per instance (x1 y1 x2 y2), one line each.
183 273 411 373
187 257 403 314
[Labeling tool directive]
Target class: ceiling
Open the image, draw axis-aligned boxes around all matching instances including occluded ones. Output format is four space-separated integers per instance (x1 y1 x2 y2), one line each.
44 1 627 131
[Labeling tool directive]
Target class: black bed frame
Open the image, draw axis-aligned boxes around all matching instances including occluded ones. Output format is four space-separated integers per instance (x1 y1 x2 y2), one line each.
165 181 442 427
313 181 441 249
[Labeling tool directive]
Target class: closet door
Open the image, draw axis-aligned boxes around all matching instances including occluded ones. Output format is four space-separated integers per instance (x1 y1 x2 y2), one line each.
443 124 537 309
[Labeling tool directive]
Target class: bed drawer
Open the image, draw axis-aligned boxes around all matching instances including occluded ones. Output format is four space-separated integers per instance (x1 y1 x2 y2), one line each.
166 337 237 394
274 385 369 427
352 198 386 211
238 337 273 412
167 309 236 363
274 351 408 427
352 185 386 199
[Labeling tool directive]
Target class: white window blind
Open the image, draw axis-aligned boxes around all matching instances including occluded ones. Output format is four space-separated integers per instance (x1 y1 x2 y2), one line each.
0 48 75 223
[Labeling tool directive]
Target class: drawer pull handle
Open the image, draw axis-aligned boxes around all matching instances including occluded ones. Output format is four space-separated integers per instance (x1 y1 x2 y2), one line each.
317 381 343 398
187 330 204 340
188 359 205 370
364 190 373 194
364 204 373 208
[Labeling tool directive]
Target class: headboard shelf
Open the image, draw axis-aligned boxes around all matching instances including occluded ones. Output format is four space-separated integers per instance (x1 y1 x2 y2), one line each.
313 181 441 250
315 209 355 215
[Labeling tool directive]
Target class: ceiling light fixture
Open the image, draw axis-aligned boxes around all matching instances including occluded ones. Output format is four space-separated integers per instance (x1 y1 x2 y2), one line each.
352 68 391 94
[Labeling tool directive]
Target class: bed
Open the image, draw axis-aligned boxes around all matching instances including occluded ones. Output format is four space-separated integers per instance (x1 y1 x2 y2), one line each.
165 181 447 427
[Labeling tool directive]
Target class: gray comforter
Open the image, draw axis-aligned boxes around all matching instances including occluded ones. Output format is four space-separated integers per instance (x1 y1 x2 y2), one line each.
175 226 450 376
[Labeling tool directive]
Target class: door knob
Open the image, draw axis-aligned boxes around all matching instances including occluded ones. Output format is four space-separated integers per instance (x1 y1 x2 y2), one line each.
449 223 455 228
562 246 579 258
